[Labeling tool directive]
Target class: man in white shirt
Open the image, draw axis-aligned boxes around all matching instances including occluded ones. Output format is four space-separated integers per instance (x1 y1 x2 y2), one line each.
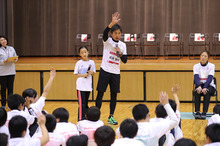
132 91 178 146
204 124 220 146
8 114 49 146
96 12 127 125
112 119 144 146
53 107 79 143
77 106 104 146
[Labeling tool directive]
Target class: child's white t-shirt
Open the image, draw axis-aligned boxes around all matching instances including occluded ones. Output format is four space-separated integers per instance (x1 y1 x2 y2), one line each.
53 122 79 142
77 120 104 142
0 125 10 137
208 114 220 126
112 137 145 146
9 137 40 146
101 37 127 74
74 59 96 91
30 96 46 114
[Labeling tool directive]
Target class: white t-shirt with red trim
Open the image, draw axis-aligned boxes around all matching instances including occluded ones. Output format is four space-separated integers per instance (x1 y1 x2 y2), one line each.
193 62 215 88
101 38 127 74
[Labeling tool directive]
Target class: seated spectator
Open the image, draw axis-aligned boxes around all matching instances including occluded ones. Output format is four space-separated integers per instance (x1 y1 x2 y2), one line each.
204 123 220 146
0 133 8 146
150 104 175 146
7 94 36 137
174 138 196 146
22 68 56 137
34 114 65 146
132 91 178 146
0 107 9 137
66 134 88 146
53 107 79 142
77 106 104 146
94 126 115 146
208 104 220 126
22 68 56 115
112 119 144 146
8 114 49 146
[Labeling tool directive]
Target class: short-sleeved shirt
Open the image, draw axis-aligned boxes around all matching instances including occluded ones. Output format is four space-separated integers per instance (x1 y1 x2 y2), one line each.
0 46 17 76
77 120 104 142
74 59 96 91
101 38 127 74
9 137 41 146
208 114 220 126
53 122 79 142
193 62 215 88
30 96 46 114
112 138 145 146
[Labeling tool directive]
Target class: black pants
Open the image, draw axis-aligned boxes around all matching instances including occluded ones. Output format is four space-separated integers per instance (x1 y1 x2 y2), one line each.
194 85 215 113
77 90 90 121
96 68 120 115
0 75 15 106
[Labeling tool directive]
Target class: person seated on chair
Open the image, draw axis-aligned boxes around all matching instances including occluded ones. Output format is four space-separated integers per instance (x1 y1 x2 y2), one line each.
193 50 216 119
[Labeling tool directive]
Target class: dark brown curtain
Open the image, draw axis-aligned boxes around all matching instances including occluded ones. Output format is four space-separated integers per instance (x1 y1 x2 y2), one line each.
0 0 7 36
5 0 220 56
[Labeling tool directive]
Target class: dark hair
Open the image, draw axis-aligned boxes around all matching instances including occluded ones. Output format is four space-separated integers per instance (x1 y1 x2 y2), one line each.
169 99 177 112
78 46 88 53
110 24 122 33
45 114 57 132
9 115 27 138
120 119 138 138
86 106 100 122
155 104 167 118
8 94 25 110
213 104 220 114
205 124 220 143
174 138 196 146
0 107 7 127
0 133 8 146
0 36 8 47
52 107 69 122
200 50 210 58
132 104 149 121
22 88 38 99
66 135 88 146
94 126 115 146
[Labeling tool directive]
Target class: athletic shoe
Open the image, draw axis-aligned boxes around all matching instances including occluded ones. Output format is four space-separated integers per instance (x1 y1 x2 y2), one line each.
1 106 5 109
194 112 201 119
200 112 206 120
108 116 118 125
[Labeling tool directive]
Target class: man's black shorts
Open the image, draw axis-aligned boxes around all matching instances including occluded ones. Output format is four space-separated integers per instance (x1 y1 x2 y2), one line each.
96 68 120 93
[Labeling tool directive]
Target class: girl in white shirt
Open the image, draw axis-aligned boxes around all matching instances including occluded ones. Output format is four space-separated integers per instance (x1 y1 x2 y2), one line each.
74 46 96 121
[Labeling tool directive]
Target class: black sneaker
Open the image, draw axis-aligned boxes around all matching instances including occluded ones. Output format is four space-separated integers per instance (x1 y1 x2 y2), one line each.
201 112 206 120
194 112 201 119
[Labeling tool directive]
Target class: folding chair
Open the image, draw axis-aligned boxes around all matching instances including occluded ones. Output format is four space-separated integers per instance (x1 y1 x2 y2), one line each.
139 33 160 59
188 33 210 60
121 33 141 59
74 34 92 58
212 33 220 60
163 33 183 60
